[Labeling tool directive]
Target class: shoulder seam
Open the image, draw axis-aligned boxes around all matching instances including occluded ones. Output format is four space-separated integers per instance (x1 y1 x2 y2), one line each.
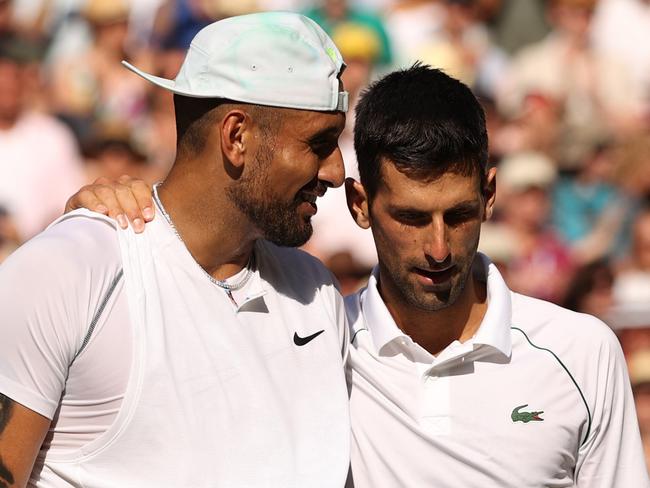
75 269 124 359
511 326 592 446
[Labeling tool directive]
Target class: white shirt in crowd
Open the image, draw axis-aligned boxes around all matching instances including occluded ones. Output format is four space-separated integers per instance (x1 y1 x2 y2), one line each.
0 111 85 240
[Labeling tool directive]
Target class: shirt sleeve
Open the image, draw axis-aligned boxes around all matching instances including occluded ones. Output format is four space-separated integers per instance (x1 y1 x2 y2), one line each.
576 326 650 487
0 212 122 419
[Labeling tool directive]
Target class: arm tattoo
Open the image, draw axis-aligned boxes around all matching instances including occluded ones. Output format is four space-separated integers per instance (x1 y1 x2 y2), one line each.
0 394 13 432
0 394 15 487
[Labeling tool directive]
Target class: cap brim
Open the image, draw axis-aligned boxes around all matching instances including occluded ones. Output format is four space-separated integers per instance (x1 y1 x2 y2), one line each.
121 60 214 98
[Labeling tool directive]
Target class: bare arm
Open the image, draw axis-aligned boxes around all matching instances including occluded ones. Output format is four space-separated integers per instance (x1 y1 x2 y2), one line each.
0 394 50 488
64 175 155 233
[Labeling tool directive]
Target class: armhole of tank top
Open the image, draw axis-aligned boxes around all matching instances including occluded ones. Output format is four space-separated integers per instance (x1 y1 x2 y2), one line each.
73 269 124 360
47 262 145 464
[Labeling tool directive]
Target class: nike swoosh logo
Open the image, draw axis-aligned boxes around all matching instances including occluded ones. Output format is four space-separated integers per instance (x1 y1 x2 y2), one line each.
293 329 325 346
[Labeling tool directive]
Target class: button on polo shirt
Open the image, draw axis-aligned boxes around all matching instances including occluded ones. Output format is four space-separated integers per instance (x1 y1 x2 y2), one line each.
345 253 648 488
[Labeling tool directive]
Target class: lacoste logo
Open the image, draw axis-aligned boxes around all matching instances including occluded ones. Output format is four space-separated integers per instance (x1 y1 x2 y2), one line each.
293 330 325 346
511 404 544 423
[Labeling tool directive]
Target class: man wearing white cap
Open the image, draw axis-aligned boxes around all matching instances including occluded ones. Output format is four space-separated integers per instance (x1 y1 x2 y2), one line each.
0 12 351 487
75 65 650 486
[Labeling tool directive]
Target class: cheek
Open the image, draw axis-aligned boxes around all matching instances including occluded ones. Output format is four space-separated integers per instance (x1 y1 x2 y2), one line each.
270 151 311 190
373 221 411 252
450 222 482 254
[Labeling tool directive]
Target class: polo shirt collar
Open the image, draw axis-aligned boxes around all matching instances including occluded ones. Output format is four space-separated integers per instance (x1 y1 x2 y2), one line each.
361 252 512 359
362 267 408 354
472 253 512 358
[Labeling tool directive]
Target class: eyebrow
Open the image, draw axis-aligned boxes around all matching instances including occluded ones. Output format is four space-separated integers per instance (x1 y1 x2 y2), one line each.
446 201 481 213
307 126 342 144
389 200 481 214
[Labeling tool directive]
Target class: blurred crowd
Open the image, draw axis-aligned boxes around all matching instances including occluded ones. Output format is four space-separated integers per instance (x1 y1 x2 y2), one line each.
1 0 649 467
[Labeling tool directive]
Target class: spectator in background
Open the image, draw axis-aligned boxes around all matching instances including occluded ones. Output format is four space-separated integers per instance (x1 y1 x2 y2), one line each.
383 0 445 66
552 141 632 264
82 124 156 183
608 207 650 425
591 0 650 117
486 0 549 55
304 20 380 270
0 36 85 241
151 0 217 50
0 0 13 37
304 0 393 66
414 0 508 98
612 134 650 205
493 151 574 303
609 207 650 331
497 0 643 169
50 0 150 143
490 91 563 162
562 258 614 321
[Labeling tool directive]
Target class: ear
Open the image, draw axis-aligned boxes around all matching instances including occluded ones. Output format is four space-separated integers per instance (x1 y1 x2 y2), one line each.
483 166 497 221
220 109 248 169
345 178 371 229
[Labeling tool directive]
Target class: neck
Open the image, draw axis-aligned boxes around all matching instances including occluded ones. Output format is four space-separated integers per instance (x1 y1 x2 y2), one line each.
156 163 259 280
380 257 488 355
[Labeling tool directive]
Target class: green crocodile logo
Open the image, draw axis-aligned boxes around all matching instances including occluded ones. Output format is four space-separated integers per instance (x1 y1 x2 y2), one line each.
511 404 544 423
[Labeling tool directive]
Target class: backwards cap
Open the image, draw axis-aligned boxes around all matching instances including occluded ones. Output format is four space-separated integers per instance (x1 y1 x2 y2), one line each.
123 12 348 112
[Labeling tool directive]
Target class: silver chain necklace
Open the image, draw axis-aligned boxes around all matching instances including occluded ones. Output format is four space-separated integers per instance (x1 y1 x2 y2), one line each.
152 183 255 296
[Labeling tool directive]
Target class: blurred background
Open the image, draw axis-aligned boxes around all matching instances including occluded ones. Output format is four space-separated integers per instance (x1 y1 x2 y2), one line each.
0 0 649 467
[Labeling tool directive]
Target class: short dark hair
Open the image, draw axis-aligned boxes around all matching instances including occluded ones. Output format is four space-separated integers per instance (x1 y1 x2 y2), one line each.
354 63 488 199
173 95 283 161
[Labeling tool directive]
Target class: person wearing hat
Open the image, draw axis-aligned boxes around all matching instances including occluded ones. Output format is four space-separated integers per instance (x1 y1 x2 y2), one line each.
0 12 350 487
73 64 650 487
490 151 575 304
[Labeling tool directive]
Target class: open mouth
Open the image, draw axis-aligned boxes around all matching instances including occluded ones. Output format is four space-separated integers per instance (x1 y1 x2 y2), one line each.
297 185 326 214
413 266 455 285
297 191 319 215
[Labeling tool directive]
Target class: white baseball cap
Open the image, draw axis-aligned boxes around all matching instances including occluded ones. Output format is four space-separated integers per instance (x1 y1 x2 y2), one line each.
498 151 557 191
123 12 348 112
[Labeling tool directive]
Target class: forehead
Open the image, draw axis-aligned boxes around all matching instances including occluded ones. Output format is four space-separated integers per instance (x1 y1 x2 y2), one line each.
375 161 482 209
278 108 345 138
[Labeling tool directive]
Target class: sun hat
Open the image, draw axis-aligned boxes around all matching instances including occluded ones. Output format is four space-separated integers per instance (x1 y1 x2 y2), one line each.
607 271 650 330
82 0 130 25
498 151 557 192
122 12 348 112
331 22 381 62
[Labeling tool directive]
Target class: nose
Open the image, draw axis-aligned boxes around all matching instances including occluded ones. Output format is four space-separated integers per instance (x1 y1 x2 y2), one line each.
423 218 451 265
318 146 345 188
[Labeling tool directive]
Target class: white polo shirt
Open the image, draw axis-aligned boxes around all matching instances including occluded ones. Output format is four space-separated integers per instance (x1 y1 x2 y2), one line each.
345 254 649 487
0 210 350 487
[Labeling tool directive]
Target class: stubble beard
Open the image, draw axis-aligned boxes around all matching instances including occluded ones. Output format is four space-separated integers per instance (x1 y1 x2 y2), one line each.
226 144 313 248
384 257 472 312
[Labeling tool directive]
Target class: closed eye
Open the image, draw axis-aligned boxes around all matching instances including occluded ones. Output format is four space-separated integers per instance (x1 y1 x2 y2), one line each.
444 208 480 226
310 140 338 159
393 211 430 227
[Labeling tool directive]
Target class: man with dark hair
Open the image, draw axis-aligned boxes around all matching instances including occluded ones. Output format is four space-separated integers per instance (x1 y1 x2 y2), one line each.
0 12 351 487
344 64 647 486
65 65 648 485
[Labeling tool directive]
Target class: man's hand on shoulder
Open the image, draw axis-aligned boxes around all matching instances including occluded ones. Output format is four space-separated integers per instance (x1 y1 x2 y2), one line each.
65 175 154 233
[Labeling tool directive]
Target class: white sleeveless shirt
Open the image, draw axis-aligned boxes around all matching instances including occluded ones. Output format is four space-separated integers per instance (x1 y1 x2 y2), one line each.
25 211 350 487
